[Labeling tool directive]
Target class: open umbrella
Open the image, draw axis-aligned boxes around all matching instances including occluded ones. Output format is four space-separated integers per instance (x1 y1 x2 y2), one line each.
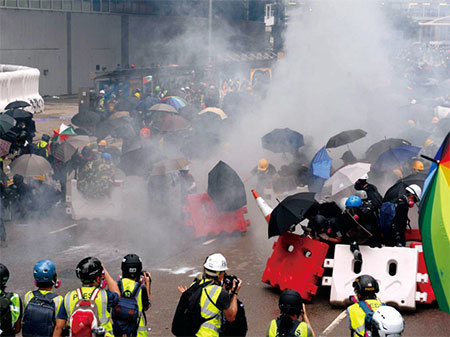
71 110 100 128
382 172 427 202
198 107 227 120
365 138 411 162
52 123 77 143
10 154 52 177
153 114 191 132
372 145 421 172
262 128 304 153
151 158 189 175
311 146 332 179
149 103 178 114
320 162 371 200
110 111 130 120
5 108 32 120
268 192 317 238
4 100 30 110
52 135 91 162
419 132 450 313
326 129 367 149
0 114 15 135
161 96 187 110
207 161 246 212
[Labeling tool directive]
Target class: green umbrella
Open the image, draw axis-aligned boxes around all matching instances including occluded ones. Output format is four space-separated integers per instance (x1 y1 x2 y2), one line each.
419 132 450 313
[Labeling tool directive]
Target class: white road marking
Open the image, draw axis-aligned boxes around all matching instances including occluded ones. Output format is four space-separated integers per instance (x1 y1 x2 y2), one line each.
49 224 78 234
155 267 196 275
202 238 216 245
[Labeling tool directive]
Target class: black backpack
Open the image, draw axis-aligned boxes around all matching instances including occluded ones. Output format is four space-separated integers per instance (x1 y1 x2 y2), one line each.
171 279 218 337
22 290 58 337
220 298 247 337
0 291 15 336
112 281 141 337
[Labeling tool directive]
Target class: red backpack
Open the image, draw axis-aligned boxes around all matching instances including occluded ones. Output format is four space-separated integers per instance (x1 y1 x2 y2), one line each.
69 288 101 337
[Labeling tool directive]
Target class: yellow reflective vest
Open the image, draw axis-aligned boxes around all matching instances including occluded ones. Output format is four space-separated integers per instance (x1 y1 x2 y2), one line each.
120 278 148 337
266 318 310 337
347 299 383 337
196 279 223 337
63 286 114 336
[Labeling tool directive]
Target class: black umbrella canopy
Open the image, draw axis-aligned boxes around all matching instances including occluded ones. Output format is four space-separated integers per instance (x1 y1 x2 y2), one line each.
268 192 317 238
326 129 367 149
0 114 16 135
383 173 427 202
365 138 411 162
262 128 304 153
5 108 32 120
5 100 30 110
207 161 246 212
71 110 100 128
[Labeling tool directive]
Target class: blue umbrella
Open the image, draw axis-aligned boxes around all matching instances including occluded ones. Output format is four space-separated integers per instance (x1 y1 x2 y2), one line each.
262 128 304 153
311 146 332 179
372 145 421 172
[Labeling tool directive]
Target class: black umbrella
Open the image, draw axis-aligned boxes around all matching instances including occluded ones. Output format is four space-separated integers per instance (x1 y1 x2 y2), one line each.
326 129 367 149
268 192 317 238
365 138 411 162
96 117 136 140
207 161 246 212
71 110 100 128
383 173 427 202
5 100 30 110
5 109 32 120
0 114 15 135
262 128 304 153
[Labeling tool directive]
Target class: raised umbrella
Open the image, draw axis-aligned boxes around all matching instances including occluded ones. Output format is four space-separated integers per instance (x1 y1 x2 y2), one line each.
326 129 367 149
419 131 450 313
365 138 411 162
71 110 100 128
161 96 187 110
268 192 317 238
5 108 32 120
10 154 52 177
51 135 91 162
153 114 191 132
4 100 30 110
311 146 332 179
149 103 178 114
382 171 427 202
0 114 15 135
51 123 77 143
371 145 421 172
207 161 246 212
198 107 227 120
262 128 304 153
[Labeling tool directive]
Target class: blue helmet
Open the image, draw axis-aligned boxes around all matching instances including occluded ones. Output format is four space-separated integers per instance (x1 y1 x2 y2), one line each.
101 152 111 162
345 195 362 208
33 260 56 283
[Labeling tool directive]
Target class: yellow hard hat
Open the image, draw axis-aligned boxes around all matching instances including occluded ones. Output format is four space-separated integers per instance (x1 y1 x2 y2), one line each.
424 139 434 147
393 169 403 179
34 175 45 182
412 161 424 171
98 140 107 146
258 158 269 171
431 117 439 124
134 92 141 99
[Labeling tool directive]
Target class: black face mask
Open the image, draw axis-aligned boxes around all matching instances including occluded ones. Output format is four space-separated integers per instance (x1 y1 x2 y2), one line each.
354 179 366 190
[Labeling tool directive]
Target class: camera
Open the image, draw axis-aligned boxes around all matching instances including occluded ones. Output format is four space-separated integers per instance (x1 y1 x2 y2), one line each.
223 274 238 292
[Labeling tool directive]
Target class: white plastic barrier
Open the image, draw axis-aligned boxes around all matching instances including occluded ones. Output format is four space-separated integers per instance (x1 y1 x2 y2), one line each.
322 244 418 311
0 64 44 113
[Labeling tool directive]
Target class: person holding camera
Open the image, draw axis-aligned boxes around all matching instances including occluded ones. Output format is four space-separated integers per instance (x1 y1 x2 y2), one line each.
174 253 241 337
266 289 315 337
220 274 247 337
113 254 151 337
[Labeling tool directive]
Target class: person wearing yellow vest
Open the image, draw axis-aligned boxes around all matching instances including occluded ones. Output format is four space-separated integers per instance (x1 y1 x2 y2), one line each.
177 253 241 337
113 254 151 337
266 289 315 337
0 263 22 336
23 260 63 337
347 275 383 337
53 257 120 337
36 134 50 158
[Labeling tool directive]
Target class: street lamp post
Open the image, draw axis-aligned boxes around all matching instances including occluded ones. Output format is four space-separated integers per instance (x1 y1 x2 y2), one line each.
208 0 212 64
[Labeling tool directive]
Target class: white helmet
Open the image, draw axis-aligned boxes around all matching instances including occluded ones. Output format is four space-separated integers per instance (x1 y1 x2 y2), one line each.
204 253 228 272
99 89 105 95
371 306 404 337
405 184 422 201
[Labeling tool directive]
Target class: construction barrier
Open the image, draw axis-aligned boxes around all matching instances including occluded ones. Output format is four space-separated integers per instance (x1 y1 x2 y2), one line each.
322 244 419 310
183 193 250 238
0 64 44 113
262 233 329 301
411 242 436 305
405 228 422 242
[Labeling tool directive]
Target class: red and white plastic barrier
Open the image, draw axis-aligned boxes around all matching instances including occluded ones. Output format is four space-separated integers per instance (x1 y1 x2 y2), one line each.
183 193 250 237
410 242 436 304
0 64 44 113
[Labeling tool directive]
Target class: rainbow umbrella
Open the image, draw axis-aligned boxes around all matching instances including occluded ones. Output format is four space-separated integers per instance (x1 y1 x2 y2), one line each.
160 96 187 110
51 123 77 143
419 131 450 313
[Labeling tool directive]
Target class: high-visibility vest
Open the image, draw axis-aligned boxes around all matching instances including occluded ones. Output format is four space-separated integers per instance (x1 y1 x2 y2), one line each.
120 278 147 337
63 286 114 336
36 140 49 157
347 299 383 337
196 279 222 337
24 289 63 315
266 318 309 337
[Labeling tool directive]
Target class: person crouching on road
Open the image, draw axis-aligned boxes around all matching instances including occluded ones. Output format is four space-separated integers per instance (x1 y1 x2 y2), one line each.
113 254 151 337
53 257 120 337
266 289 315 337
23 260 63 337
347 275 383 337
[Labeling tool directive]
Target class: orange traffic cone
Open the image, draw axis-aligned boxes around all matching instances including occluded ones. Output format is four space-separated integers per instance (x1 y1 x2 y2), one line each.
251 189 273 223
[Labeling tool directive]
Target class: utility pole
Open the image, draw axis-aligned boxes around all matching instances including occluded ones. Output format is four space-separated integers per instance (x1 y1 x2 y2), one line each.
208 0 213 64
